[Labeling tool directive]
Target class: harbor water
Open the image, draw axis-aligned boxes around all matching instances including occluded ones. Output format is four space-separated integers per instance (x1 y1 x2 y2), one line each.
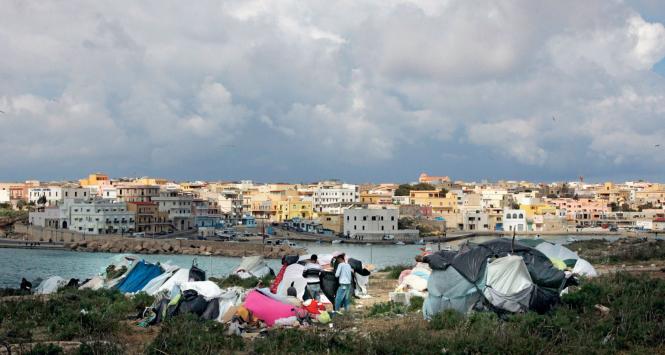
0 235 617 288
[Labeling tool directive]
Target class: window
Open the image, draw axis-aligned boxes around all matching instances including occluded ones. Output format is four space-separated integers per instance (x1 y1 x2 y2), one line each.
391 216 395 221
363 216 367 221
381 226 384 230
518 213 523 219
371 216 376 221
354 225 357 230
362 226 365 230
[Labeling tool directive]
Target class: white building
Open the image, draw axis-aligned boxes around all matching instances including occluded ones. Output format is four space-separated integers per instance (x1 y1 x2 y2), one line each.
28 187 62 206
343 206 419 240
152 190 194 231
503 209 529 232
462 209 490 231
0 189 9 204
68 200 135 234
29 206 68 228
99 186 118 200
61 187 92 202
314 184 359 214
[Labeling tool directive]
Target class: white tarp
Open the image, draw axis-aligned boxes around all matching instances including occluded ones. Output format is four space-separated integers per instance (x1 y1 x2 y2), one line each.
142 265 180 295
572 258 598 277
216 287 246 323
354 273 370 297
535 243 578 262
234 256 272 279
276 263 308 299
397 263 431 292
79 276 105 291
483 255 534 313
180 281 223 301
155 268 190 295
35 276 67 295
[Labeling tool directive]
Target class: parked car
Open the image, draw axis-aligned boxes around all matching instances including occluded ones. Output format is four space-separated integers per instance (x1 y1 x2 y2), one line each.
132 232 145 238
382 235 395 241
609 226 619 232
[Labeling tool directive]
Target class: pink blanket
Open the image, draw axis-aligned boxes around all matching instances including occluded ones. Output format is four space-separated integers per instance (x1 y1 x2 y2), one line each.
243 290 298 326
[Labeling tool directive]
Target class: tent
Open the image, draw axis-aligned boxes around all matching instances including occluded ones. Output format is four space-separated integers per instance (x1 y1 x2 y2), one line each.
35 276 67 295
483 255 534 313
233 256 273 279
276 263 308 299
179 281 223 301
423 238 571 317
528 240 598 278
424 267 484 319
154 268 191 295
243 289 300 327
79 276 105 291
116 260 163 293
141 265 180 295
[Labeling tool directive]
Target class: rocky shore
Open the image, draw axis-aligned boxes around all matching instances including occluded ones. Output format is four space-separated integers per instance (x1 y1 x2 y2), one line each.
64 238 301 258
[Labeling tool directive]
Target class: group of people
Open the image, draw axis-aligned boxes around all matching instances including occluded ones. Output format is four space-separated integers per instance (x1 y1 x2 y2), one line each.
302 253 353 314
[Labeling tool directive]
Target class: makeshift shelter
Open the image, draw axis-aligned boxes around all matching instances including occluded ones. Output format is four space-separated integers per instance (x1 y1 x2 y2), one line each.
141 265 180 295
276 263 308 299
424 267 484 319
233 256 273 279
79 276 105 291
154 268 191 295
244 289 300 327
115 260 163 293
179 281 223 301
35 276 67 295
522 239 598 277
423 238 571 317
483 255 534 313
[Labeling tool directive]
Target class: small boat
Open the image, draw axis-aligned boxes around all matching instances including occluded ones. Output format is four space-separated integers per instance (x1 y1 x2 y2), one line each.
414 239 425 245
395 241 405 245
365 243 371 246
566 236 579 243
332 240 343 244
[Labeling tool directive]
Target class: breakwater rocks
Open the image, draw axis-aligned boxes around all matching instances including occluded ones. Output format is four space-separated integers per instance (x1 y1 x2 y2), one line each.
65 238 300 258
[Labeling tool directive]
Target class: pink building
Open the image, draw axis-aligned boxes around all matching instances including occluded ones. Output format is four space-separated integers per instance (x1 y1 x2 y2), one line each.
547 198 609 226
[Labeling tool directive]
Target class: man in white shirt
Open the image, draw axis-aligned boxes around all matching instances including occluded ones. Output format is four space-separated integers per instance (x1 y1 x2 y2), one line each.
303 254 323 301
334 254 353 313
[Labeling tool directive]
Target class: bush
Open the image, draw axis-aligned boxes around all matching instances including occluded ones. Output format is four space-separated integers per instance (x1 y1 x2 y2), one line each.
25 343 63 355
367 301 407 317
429 309 464 330
379 264 411 279
145 314 244 354
210 273 275 289
408 296 424 312
105 265 127 280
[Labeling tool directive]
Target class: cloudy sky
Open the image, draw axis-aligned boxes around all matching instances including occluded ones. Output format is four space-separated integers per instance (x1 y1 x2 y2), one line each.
1 0 665 183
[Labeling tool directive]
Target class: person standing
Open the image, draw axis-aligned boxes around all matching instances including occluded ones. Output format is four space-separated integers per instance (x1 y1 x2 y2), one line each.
303 254 322 301
334 254 353 313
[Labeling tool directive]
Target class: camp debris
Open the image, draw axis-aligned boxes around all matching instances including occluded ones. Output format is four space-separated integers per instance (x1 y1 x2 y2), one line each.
24 251 372 335
422 238 581 319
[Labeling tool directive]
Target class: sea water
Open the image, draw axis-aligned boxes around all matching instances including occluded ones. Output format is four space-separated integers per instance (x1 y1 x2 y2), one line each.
0 235 616 288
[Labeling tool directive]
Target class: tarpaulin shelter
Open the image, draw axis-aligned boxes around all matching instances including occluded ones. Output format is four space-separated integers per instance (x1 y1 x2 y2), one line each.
116 260 163 293
423 238 571 317
141 264 180 295
244 289 300 326
276 263 308 299
35 276 68 295
483 255 534 313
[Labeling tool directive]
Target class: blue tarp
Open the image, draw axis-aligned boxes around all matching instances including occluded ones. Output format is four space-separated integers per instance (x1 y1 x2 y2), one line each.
116 260 163 293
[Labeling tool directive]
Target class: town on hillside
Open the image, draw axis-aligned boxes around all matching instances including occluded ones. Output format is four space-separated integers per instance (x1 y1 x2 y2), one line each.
2 172 664 242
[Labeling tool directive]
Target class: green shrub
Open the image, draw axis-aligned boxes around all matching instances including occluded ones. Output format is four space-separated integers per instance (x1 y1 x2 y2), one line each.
210 273 275 289
429 309 464 330
408 296 424 312
25 343 63 355
367 301 407 317
145 314 244 354
105 265 127 280
253 328 358 354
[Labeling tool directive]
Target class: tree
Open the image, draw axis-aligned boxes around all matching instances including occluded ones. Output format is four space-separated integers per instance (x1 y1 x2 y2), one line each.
411 183 435 191
394 184 413 196
16 200 27 210
37 195 47 205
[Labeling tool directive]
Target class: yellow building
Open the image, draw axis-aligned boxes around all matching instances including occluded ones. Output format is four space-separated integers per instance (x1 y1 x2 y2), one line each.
360 192 392 205
79 173 110 187
520 204 558 219
277 199 313 222
135 177 168 186
409 190 458 216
